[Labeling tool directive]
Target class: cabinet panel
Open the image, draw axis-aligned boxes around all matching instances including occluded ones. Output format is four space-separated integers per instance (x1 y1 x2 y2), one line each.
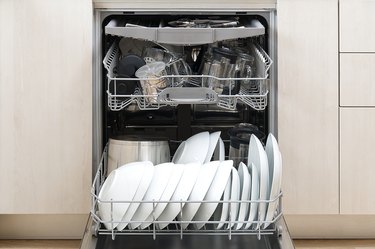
340 108 375 214
0 0 92 213
340 0 375 52
278 0 339 214
340 53 375 106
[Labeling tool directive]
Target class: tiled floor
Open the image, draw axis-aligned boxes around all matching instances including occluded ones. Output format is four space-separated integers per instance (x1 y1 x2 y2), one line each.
1 240 375 249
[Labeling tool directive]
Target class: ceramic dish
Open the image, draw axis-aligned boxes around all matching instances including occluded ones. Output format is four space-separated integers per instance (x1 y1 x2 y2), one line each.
116 163 155 231
193 160 233 230
263 134 282 229
140 164 185 229
213 137 225 161
244 162 259 229
228 167 240 229
235 162 251 230
129 163 174 229
216 173 231 229
180 161 220 229
157 162 201 229
172 132 210 164
98 161 153 230
248 134 269 229
204 131 221 163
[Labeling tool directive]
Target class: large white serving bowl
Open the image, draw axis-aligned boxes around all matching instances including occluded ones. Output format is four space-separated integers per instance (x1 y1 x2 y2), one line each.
193 160 233 230
157 162 201 230
180 161 220 229
116 163 155 231
172 132 210 164
263 133 282 229
204 131 221 163
248 134 269 229
235 162 251 230
98 161 153 230
228 167 240 229
129 162 174 229
244 162 260 229
140 164 185 229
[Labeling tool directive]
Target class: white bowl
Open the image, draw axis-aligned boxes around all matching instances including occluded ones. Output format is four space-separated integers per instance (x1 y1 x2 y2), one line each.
193 160 233 230
157 162 201 229
140 164 185 229
116 163 155 231
129 162 174 229
172 132 210 164
98 161 153 230
180 161 220 229
204 131 221 163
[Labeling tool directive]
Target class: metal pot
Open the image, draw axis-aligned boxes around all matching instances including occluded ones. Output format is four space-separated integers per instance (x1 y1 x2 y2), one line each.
228 123 265 168
107 135 170 175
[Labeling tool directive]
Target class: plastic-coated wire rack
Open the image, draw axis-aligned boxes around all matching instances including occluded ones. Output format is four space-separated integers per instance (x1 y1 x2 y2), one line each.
91 145 283 241
103 41 272 111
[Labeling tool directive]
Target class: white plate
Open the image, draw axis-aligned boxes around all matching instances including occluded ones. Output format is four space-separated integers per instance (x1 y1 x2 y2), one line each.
263 134 282 229
172 132 210 164
157 162 201 230
140 164 185 229
129 163 174 229
98 161 153 230
228 167 240 229
216 172 231 229
244 162 259 229
248 134 269 229
204 131 221 163
193 160 233 230
180 161 220 229
213 137 225 161
235 162 251 230
116 163 155 231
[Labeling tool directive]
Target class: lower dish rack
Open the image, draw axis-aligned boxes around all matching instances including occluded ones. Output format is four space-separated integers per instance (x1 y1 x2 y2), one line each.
91 145 283 241
103 40 271 111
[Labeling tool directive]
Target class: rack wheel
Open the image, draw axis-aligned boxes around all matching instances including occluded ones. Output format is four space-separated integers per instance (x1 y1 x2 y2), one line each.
276 225 283 237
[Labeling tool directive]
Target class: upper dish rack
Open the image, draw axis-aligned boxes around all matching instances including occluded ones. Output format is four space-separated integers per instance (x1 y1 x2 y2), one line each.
90 145 283 241
103 41 272 111
105 18 265 46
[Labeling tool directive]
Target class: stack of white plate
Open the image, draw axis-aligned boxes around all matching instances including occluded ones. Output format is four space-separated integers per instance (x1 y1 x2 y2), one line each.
97 131 282 230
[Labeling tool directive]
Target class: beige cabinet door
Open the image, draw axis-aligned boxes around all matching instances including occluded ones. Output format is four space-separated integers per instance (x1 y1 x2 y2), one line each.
0 0 92 213
340 53 375 106
341 108 375 214
278 0 339 214
340 0 375 52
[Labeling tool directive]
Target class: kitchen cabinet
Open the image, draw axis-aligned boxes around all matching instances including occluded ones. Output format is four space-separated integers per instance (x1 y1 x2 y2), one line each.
340 108 375 214
340 0 375 52
278 0 339 214
340 54 375 106
0 0 92 215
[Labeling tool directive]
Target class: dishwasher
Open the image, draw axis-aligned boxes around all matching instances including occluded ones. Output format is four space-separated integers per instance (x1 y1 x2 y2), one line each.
80 6 295 249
